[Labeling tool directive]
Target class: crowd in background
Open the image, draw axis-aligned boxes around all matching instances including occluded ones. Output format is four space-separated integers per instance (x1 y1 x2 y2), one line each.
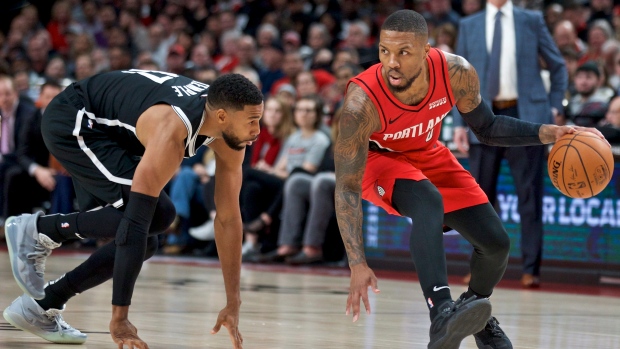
1 0 620 265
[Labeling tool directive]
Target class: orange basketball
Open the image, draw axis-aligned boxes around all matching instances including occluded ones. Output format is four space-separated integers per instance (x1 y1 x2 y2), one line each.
548 132 614 198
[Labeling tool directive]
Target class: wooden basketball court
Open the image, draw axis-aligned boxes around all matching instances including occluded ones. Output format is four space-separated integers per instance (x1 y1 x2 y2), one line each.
1 250 619 349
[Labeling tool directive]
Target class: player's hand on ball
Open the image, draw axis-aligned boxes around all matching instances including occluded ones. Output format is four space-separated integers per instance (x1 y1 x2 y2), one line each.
110 318 149 349
212 304 243 349
347 263 380 322
554 126 609 146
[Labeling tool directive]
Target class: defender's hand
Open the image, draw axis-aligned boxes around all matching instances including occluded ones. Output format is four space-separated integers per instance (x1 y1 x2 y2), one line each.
211 304 243 349
346 263 380 322
453 127 469 155
110 318 149 349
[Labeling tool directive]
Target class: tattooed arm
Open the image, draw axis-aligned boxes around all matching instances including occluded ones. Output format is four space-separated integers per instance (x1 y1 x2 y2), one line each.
336 83 382 322
335 83 381 267
445 53 577 145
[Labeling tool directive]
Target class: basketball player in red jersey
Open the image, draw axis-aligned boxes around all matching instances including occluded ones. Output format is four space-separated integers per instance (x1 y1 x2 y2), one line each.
334 10 606 349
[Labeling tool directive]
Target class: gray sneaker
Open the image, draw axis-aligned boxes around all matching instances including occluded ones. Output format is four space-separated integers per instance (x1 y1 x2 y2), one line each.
5 212 61 299
3 294 87 344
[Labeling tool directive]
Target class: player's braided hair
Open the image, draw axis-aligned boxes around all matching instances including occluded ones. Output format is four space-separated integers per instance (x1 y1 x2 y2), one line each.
381 10 427 37
206 73 264 111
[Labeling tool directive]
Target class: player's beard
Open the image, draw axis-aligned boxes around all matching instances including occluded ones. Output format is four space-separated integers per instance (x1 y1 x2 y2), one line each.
222 129 246 151
388 67 421 93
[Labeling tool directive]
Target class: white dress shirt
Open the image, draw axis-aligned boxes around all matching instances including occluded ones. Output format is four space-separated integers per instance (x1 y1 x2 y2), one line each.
486 1 519 101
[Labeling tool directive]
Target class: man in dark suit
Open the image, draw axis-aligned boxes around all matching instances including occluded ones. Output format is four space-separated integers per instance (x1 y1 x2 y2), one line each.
3 80 64 218
453 0 567 288
0 75 41 221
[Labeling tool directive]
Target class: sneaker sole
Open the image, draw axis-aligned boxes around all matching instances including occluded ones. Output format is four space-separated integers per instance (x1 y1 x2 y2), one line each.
4 217 45 300
3 307 87 344
428 299 492 349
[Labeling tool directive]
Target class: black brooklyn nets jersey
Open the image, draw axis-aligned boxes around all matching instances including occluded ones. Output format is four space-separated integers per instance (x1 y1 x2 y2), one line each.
73 69 213 157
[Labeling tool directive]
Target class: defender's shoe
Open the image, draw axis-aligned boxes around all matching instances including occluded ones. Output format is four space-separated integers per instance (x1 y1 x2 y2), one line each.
474 316 513 349
428 296 492 349
3 294 87 344
5 212 61 299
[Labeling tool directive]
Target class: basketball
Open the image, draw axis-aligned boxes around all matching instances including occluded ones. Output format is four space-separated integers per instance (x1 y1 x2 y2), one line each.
548 132 614 198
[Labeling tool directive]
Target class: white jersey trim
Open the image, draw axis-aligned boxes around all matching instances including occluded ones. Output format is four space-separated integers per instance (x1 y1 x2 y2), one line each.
72 108 133 186
171 105 193 154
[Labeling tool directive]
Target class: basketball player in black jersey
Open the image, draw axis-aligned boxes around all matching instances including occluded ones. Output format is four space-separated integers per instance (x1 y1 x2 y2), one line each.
4 71 263 349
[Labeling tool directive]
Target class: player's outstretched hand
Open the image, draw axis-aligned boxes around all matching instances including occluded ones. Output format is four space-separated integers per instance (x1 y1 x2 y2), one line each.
553 125 610 146
110 318 149 349
212 304 243 349
346 263 380 322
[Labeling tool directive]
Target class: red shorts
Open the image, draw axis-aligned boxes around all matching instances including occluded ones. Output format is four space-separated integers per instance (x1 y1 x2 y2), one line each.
362 144 488 216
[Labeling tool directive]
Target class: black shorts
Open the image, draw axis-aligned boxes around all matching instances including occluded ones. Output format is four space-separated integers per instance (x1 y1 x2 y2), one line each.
41 86 139 211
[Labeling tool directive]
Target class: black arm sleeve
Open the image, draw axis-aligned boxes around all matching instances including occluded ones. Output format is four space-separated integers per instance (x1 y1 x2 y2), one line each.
460 100 544 146
112 191 158 306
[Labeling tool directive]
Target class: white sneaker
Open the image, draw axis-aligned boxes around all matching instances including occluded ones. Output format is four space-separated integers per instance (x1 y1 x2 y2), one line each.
5 212 61 299
189 219 215 241
3 294 87 344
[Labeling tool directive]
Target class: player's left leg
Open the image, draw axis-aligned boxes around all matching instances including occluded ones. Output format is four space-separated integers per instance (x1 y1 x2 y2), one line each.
391 179 492 349
444 203 513 349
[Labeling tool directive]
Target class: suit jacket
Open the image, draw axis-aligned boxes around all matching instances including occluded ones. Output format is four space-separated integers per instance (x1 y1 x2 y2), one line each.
1 96 39 166
16 104 48 173
453 6 567 144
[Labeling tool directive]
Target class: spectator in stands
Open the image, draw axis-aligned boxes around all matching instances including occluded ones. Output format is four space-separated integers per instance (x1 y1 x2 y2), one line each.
579 19 614 65
239 97 295 258
187 43 213 71
271 50 335 97
545 3 564 34
340 20 377 65
119 9 149 53
426 0 461 28
461 0 483 16
275 83 297 109
163 147 210 255
270 108 341 265
0 75 41 220
107 45 131 71
561 46 581 98
598 95 620 143
331 47 360 73
553 20 586 56
566 61 614 126
214 29 241 73
258 40 285 95
36 80 73 215
295 70 319 98
166 44 186 75
239 96 295 259
77 0 105 47
46 0 81 57
237 35 261 72
74 53 94 81
243 95 330 262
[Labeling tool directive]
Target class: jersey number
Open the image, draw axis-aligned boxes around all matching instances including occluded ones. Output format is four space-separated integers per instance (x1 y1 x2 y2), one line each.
122 69 179 84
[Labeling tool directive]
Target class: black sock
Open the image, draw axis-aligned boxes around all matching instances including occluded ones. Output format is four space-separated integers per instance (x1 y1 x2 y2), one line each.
428 288 453 320
37 213 81 243
430 296 453 320
36 275 79 310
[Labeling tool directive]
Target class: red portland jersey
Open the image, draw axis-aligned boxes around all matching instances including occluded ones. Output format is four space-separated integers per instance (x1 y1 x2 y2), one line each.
349 48 454 152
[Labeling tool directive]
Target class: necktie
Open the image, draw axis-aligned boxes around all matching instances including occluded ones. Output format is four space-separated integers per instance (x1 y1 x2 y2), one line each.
487 10 502 100
0 113 10 154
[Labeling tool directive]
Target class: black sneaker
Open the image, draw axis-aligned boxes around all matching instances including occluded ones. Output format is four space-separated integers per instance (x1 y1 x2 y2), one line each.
428 296 492 349
474 317 513 349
